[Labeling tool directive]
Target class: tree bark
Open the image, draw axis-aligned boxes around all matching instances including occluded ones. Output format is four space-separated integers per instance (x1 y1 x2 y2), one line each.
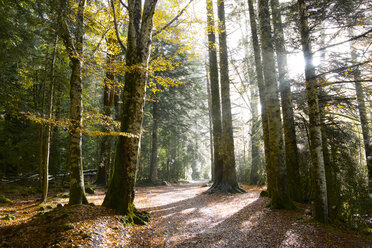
96 43 116 187
270 0 302 202
205 65 214 181
212 0 243 193
59 0 88 205
258 0 292 208
349 29 371 190
38 71 46 190
103 0 158 220
42 35 58 203
149 101 159 183
247 0 272 193
250 81 260 185
298 0 328 223
205 0 224 189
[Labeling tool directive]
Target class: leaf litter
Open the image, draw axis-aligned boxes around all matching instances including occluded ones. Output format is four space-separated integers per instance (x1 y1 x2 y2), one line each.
0 181 371 247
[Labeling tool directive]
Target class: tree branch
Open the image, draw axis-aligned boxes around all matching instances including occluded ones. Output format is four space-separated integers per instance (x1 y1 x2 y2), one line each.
153 0 193 37
314 60 371 80
110 0 127 53
61 20 78 58
313 28 372 54
119 0 128 10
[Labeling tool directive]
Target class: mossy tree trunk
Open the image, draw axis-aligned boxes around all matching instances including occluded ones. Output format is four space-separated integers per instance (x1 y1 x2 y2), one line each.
205 0 223 188
149 101 159 183
247 0 272 193
258 0 292 208
102 0 158 218
297 0 328 223
59 0 88 205
270 0 302 202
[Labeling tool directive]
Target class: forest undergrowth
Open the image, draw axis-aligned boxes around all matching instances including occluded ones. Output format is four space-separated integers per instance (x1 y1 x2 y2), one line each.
0 181 371 247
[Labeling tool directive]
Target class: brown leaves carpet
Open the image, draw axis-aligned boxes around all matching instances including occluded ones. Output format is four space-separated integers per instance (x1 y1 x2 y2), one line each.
1 181 371 247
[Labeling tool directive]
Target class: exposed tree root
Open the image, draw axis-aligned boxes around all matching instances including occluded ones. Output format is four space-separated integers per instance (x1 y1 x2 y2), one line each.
206 182 246 194
120 207 150 226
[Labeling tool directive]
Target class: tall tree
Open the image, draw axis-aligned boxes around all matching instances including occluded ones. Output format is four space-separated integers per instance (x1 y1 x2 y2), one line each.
249 72 260 185
103 0 158 220
216 0 243 193
349 29 371 190
247 0 272 192
149 101 159 183
297 0 328 223
205 65 215 181
270 0 302 202
205 0 224 189
258 0 292 208
42 34 59 203
59 0 88 205
96 38 116 186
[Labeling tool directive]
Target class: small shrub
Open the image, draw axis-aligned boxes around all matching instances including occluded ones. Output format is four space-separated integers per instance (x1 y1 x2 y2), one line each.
0 195 12 203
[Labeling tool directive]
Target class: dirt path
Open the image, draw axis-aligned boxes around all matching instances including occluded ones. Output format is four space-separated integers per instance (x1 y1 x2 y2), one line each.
124 181 370 248
1 181 371 247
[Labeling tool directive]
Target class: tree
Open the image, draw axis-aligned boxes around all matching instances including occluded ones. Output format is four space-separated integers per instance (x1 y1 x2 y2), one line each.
59 0 88 205
247 0 272 192
270 0 302 202
103 0 158 221
149 100 159 183
349 30 371 190
297 0 328 223
258 0 292 208
96 37 117 187
41 34 59 203
205 0 224 189
216 0 244 193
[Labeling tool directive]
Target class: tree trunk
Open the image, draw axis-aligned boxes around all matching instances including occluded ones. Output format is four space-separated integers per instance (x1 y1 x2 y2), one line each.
270 0 302 202
42 35 58 203
59 0 88 205
103 0 158 221
205 65 215 181
258 0 292 208
297 0 328 223
96 46 116 186
38 73 46 190
349 29 371 190
205 0 223 189
250 82 260 185
149 101 158 183
247 0 272 193
213 0 243 193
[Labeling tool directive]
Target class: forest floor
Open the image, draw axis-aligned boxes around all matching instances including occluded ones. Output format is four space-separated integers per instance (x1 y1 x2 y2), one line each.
1 180 371 247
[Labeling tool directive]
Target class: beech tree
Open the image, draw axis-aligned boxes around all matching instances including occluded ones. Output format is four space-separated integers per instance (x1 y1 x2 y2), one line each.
59 0 88 205
102 0 158 221
95 37 117 187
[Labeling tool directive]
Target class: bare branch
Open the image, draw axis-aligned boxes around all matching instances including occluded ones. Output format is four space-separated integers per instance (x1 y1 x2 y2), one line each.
313 28 372 54
153 0 193 37
119 0 128 10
